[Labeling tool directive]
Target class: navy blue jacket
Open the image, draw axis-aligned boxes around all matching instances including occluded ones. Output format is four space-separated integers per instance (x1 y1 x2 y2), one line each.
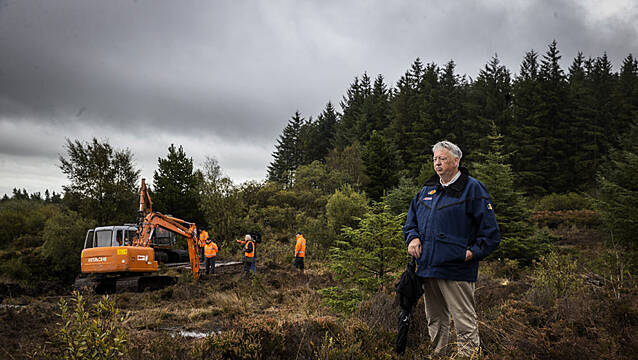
403 168 500 282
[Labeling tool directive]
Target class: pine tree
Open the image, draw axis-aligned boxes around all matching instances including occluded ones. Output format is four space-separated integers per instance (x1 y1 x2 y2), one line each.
472 126 546 264
567 52 599 189
362 130 400 201
389 59 432 178
511 50 545 195
299 102 338 164
466 55 512 164
152 144 202 224
427 61 465 145
320 203 405 312
315 102 339 159
335 74 371 149
615 54 638 130
354 74 392 143
595 122 638 248
538 40 571 193
590 53 619 154
267 112 305 186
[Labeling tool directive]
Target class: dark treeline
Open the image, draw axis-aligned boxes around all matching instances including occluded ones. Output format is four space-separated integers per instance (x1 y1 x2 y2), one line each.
2 188 63 203
268 41 638 198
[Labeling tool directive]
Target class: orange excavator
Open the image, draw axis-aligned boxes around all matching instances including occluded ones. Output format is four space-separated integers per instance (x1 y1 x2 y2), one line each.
75 179 200 292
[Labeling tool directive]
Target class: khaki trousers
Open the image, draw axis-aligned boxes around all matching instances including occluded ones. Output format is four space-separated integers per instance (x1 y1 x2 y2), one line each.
422 278 480 357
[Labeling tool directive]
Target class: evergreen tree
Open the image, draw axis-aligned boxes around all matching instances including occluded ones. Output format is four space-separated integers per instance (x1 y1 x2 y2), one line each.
152 144 202 224
615 54 638 129
299 102 339 164
511 50 545 195
595 122 638 248
315 102 339 159
567 52 599 189
267 111 305 186
538 40 571 193
426 61 467 147
383 177 421 216
335 74 371 149
299 116 319 164
12 188 29 200
466 55 512 164
362 130 400 201
472 126 547 264
389 59 433 178
589 53 619 154
320 203 405 312
354 74 392 143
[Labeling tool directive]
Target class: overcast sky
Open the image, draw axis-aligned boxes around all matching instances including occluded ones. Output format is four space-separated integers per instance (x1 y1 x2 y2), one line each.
1 0 637 197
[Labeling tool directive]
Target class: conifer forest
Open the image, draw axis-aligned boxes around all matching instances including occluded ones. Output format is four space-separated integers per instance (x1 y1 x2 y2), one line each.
1 41 638 359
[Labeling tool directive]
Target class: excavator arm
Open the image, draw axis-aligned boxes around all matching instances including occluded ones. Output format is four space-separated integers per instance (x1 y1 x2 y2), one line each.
135 178 200 279
136 212 200 279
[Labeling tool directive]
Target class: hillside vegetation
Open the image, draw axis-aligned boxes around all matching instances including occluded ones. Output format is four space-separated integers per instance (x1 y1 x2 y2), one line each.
1 41 638 358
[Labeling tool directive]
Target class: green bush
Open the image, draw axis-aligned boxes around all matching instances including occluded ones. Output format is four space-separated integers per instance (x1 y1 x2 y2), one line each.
383 177 421 216
40 210 95 283
535 192 593 211
0 256 32 283
317 286 364 314
489 228 556 266
527 250 583 306
0 200 61 248
31 291 129 360
325 184 367 235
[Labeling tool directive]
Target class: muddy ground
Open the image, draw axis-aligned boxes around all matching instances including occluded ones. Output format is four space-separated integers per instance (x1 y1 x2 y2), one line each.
2 228 638 359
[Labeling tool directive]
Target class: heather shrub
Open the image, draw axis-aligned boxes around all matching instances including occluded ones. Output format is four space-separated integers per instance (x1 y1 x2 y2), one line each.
534 192 593 211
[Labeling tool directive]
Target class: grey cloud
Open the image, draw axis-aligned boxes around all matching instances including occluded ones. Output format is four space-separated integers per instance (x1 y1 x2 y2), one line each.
1 0 637 196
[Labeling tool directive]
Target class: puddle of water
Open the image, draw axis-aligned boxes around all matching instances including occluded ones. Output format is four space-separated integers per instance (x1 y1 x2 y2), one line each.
0 304 26 309
167 328 221 338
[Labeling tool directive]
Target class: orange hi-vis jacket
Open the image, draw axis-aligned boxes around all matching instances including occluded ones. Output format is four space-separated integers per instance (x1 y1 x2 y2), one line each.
204 241 218 258
243 240 255 258
198 230 209 247
295 234 306 258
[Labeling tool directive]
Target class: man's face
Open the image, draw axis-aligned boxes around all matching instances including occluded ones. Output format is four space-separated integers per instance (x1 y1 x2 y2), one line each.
433 148 459 179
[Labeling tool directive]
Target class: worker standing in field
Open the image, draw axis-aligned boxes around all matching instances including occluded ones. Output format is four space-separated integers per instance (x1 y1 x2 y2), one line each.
237 234 256 275
293 232 306 272
204 237 218 275
198 229 209 258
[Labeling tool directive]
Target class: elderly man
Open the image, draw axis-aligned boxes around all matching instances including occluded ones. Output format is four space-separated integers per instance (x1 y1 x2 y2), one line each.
237 234 256 275
403 140 500 357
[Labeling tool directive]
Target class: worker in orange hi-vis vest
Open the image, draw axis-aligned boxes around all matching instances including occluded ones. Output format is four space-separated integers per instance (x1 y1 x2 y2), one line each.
198 229 209 258
204 237 218 275
237 234 256 275
294 232 306 272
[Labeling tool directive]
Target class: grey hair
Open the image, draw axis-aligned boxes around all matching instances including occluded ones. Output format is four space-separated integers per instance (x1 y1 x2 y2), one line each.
432 140 462 160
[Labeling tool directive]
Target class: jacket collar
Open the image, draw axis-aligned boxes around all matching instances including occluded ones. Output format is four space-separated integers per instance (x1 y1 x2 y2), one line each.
424 167 470 198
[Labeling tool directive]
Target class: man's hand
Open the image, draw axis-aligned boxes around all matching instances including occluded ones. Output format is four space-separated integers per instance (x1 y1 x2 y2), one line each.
465 250 473 261
408 238 422 258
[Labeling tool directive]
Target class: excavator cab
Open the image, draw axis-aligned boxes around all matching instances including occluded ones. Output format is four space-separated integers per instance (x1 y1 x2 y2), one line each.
83 226 138 249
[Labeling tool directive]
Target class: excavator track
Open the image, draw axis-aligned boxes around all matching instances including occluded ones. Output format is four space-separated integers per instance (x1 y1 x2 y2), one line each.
74 274 176 294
